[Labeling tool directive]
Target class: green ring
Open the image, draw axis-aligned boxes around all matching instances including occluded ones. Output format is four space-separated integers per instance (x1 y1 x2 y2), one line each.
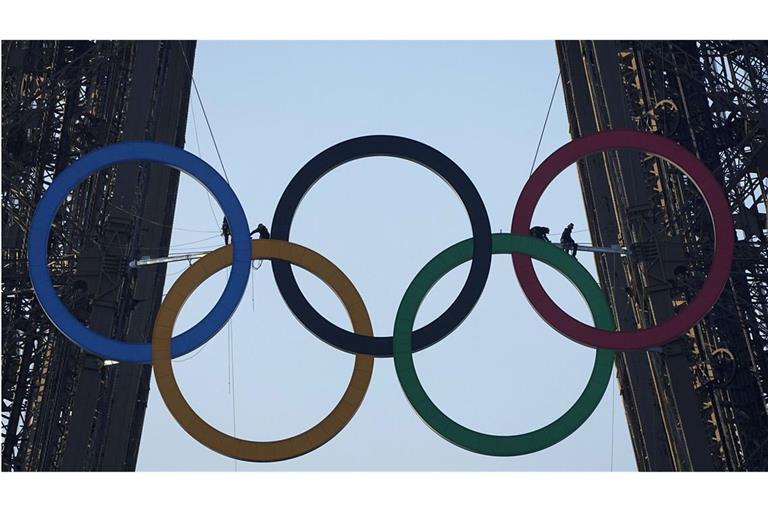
393 233 616 456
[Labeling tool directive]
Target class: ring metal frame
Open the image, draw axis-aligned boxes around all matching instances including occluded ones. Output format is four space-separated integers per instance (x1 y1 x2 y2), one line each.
271 135 492 357
27 141 251 363
393 234 615 455
511 130 734 351
152 239 374 462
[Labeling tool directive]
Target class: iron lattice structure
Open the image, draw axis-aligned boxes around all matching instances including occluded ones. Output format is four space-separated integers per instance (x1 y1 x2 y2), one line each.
2 40 196 470
557 41 768 470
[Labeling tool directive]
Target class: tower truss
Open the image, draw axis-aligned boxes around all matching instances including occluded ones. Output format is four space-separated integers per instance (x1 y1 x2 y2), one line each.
557 40 768 470
2 40 196 470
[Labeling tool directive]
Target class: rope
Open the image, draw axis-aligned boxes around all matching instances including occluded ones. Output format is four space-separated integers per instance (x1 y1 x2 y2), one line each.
611 371 616 471
190 98 221 230
171 44 245 457
223 264 237 469
607 242 618 471
172 342 209 363
110 203 219 233
167 234 220 248
553 228 589 237
529 70 562 177
229 318 236 436
163 267 188 278
124 238 221 256
164 249 218 258
178 41 231 184
228 312 237 472
251 262 258 311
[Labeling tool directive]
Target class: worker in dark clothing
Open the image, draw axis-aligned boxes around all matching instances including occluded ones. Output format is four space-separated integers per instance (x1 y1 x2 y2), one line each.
221 217 231 245
560 223 578 256
529 226 551 242
250 223 270 239
70 280 94 324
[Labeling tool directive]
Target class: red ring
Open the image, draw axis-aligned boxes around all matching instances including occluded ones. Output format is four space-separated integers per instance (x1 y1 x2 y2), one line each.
511 130 734 350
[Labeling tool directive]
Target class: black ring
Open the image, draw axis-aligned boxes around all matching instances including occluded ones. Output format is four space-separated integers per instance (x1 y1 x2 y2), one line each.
271 135 492 357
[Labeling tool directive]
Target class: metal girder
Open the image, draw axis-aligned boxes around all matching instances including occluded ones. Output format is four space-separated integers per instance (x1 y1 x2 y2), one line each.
2 40 196 471
557 40 768 471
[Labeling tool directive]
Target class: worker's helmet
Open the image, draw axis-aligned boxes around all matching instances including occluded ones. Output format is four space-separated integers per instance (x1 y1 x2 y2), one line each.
567 223 574 228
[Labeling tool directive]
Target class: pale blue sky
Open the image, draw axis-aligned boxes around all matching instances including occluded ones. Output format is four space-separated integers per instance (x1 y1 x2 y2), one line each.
136 41 636 471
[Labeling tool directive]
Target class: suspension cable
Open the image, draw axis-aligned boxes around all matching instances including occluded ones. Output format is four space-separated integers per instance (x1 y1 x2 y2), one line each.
178 41 231 184
529 70 562 176
189 98 221 230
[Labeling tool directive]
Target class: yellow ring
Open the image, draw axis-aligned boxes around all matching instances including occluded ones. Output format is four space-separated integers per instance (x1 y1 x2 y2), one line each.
151 239 374 462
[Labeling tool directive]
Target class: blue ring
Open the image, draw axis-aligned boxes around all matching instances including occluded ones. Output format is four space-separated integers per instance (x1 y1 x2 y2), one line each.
27 141 250 363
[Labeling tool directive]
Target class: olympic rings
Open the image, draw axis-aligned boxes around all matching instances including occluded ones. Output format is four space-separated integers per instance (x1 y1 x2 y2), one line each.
27 141 251 363
27 130 735 461
393 234 615 455
271 135 492 357
152 239 374 462
511 130 734 350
